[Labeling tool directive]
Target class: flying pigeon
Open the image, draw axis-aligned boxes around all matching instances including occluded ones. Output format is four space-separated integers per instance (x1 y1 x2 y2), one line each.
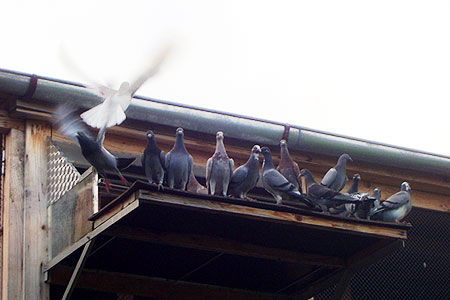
370 182 412 222
206 131 234 196
61 45 171 129
228 145 261 199
187 170 208 195
277 139 302 193
165 128 194 190
260 147 314 207
300 168 361 211
346 174 361 194
321 153 353 192
55 105 135 193
141 130 166 189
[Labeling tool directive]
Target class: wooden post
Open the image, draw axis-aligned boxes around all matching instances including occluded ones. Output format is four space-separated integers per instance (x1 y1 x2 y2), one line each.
23 120 51 300
2 128 25 300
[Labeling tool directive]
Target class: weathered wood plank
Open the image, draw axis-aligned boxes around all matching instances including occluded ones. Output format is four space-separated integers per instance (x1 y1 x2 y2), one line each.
0 110 25 133
23 120 51 300
138 192 408 239
104 225 346 268
93 193 137 228
2 128 25 300
49 266 292 300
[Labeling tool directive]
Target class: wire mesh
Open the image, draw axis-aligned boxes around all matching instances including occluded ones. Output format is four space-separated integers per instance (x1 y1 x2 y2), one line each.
315 208 450 299
47 140 81 205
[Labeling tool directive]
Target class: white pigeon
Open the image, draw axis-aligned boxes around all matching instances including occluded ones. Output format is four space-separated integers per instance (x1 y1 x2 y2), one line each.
61 44 171 129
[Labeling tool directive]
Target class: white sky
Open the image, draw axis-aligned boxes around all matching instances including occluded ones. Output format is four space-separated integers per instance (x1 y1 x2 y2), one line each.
1 0 449 156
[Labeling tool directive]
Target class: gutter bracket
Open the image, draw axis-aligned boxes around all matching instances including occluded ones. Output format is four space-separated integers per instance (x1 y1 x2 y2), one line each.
282 125 291 142
22 74 38 99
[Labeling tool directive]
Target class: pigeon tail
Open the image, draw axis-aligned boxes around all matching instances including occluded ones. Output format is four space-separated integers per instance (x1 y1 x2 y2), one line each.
81 102 126 129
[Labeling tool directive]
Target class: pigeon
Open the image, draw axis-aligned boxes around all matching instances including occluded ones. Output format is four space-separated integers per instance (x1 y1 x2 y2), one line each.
321 153 353 192
141 130 166 188
206 131 234 196
352 193 377 219
370 182 412 222
55 105 135 193
187 170 208 195
71 45 171 129
300 168 361 211
372 188 381 209
260 147 314 207
165 128 194 190
228 145 261 199
346 174 361 194
277 139 302 193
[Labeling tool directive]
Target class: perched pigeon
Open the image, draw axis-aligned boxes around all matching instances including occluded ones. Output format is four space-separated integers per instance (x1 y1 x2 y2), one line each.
321 153 353 192
76 46 171 129
228 145 261 199
55 106 135 193
277 139 302 193
300 169 361 210
141 130 165 188
352 193 377 219
372 188 381 209
187 170 208 195
346 174 361 194
165 128 194 190
370 182 412 222
260 147 314 207
206 131 234 196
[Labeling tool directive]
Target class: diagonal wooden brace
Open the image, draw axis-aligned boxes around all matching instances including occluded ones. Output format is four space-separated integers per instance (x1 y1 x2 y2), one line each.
61 238 95 300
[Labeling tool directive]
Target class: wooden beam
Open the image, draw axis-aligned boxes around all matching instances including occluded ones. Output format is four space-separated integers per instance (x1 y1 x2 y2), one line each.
49 266 291 300
104 225 346 268
138 192 408 239
23 120 51 300
2 128 25 300
61 239 95 300
0 110 24 133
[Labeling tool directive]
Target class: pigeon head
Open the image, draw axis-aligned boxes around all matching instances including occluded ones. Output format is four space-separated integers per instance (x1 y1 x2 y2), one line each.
251 145 261 154
146 130 155 140
216 131 224 140
401 182 411 192
339 153 353 163
260 147 271 156
299 169 310 177
353 174 361 181
119 81 130 93
176 127 184 136
280 139 287 148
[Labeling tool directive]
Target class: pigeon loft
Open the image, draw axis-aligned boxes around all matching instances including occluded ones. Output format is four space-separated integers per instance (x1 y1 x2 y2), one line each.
46 170 411 299
1 70 448 300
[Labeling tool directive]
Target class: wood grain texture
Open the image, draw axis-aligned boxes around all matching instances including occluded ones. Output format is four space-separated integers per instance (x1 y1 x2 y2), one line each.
23 120 51 300
2 128 25 300
49 266 292 300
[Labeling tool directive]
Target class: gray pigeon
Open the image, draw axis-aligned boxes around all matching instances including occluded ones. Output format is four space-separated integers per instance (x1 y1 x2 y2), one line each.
370 182 412 222
277 139 302 193
187 170 208 195
165 128 194 190
141 130 166 188
372 188 381 209
346 174 361 194
300 169 361 210
321 153 353 192
55 105 135 193
261 147 314 208
206 131 234 196
228 145 261 199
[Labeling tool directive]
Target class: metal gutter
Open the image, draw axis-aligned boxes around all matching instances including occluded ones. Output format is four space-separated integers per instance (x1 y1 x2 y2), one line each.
1 68 449 177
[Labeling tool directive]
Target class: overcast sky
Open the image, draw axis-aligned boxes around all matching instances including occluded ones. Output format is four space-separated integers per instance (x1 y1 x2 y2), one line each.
1 1 449 156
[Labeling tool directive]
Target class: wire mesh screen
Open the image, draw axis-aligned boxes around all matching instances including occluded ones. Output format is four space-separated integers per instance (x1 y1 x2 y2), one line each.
47 140 81 205
315 208 450 299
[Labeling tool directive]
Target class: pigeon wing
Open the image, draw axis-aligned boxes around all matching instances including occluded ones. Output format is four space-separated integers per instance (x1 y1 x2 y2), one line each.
321 168 337 187
159 150 167 171
265 169 293 193
230 166 248 187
